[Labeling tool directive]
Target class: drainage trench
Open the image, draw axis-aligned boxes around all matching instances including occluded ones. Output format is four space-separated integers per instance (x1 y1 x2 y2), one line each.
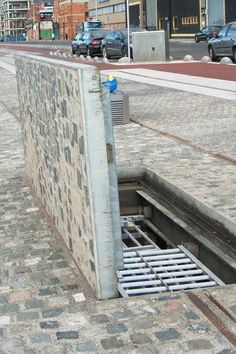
117 179 236 298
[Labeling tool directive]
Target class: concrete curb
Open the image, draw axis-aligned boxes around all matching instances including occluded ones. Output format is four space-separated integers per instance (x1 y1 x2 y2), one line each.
117 166 236 241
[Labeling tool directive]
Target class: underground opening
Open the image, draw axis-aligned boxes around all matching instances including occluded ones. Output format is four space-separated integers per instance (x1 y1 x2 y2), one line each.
117 176 236 298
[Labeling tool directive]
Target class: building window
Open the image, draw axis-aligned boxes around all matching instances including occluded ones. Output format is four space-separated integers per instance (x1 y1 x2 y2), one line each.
182 16 198 25
114 4 125 12
172 16 178 30
90 3 125 17
159 17 164 30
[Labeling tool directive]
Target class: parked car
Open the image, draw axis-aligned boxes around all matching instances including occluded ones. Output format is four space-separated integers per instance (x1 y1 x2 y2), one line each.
208 22 236 61
80 20 102 32
77 30 108 57
71 32 84 54
101 28 146 59
195 25 222 42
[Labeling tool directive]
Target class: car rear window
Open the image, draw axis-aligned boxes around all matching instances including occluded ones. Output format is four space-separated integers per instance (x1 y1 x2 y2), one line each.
226 24 236 37
211 26 221 31
91 31 108 38
218 25 230 37
105 32 116 40
76 32 84 39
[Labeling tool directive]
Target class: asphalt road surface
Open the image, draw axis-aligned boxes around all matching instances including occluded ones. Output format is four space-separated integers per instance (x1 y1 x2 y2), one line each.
169 39 209 60
0 38 210 61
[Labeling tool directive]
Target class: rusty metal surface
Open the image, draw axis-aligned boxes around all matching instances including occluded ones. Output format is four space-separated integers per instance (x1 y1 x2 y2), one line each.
187 290 236 347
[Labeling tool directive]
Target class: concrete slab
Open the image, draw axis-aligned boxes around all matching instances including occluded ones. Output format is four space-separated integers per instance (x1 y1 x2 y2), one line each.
102 68 236 100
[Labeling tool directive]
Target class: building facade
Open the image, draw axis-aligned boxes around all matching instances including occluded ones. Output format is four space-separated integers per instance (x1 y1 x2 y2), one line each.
88 0 126 29
25 1 40 40
53 0 88 40
1 0 29 40
88 0 236 36
207 0 236 26
26 1 53 40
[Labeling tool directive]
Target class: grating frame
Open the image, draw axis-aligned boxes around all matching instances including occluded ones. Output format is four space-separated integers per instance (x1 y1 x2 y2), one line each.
118 216 224 298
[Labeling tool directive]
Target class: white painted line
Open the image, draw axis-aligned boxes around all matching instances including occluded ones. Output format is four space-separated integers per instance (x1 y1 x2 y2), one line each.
121 68 236 92
0 59 15 74
102 69 236 100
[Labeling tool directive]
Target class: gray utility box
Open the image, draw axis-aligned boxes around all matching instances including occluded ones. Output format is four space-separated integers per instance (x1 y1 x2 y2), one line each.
110 91 129 125
132 30 169 62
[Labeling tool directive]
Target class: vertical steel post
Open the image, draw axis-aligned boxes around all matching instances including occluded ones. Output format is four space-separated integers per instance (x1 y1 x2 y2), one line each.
168 0 172 38
32 0 35 39
126 0 131 60
95 0 98 19
206 0 209 26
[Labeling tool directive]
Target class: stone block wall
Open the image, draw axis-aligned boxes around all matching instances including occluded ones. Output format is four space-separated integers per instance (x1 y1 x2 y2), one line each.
15 55 122 299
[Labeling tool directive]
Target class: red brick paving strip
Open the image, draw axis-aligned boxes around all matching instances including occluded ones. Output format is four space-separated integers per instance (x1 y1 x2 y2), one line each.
2 43 236 81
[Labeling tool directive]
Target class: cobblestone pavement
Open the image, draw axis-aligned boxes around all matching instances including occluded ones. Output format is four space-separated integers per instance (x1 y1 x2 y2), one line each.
117 79 236 159
0 53 236 353
113 79 236 222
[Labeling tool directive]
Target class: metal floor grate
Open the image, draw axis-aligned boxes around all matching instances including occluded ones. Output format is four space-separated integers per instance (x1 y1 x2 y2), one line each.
118 216 224 298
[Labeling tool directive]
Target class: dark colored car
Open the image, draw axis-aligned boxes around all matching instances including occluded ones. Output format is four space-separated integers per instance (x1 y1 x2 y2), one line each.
78 30 108 57
71 32 84 54
195 25 222 43
101 28 146 59
208 22 236 61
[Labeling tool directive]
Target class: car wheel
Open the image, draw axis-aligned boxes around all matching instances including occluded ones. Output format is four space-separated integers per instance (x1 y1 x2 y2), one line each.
102 46 110 59
233 47 236 63
122 46 128 57
102 46 107 58
72 47 76 55
195 36 199 43
87 47 92 57
208 46 216 61
77 46 80 56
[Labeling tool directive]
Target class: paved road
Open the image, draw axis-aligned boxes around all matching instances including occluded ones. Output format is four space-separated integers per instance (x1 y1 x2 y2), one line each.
1 43 235 84
169 40 208 60
0 38 209 61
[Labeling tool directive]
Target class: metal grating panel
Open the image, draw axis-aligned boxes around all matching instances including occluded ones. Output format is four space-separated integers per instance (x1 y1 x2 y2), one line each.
118 246 224 297
118 216 224 298
110 92 129 125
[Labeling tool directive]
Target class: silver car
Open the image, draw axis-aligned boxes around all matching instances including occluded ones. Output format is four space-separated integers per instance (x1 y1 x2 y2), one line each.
208 22 236 61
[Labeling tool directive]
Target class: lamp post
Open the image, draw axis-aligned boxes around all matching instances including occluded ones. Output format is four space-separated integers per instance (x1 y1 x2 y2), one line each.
95 0 98 19
168 0 172 38
31 0 35 39
126 0 131 60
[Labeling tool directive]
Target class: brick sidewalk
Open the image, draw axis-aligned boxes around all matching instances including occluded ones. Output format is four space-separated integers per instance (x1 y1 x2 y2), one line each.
0 56 236 353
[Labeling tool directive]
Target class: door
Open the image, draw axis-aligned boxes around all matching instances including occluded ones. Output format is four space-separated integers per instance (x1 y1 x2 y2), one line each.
112 31 124 57
224 24 236 56
105 32 116 56
212 25 230 55
129 4 140 27
199 27 207 40
79 33 89 53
